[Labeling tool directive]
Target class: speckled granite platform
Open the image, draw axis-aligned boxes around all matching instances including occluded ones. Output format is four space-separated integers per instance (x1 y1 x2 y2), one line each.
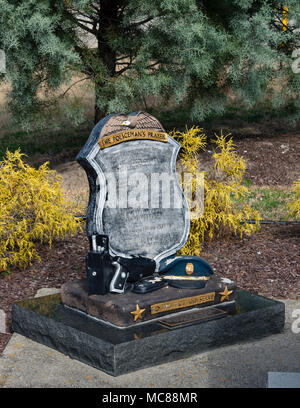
11 289 285 376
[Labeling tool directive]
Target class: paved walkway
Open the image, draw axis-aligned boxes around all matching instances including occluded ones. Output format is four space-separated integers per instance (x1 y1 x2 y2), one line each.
0 293 299 388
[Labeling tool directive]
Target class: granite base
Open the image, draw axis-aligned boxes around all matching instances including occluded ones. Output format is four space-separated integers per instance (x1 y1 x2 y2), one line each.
11 289 285 376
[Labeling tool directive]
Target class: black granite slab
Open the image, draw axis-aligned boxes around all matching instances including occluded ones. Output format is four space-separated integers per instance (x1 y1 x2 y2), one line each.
11 290 285 376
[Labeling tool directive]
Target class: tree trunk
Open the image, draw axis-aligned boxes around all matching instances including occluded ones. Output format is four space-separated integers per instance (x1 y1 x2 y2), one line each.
94 100 106 125
94 0 119 124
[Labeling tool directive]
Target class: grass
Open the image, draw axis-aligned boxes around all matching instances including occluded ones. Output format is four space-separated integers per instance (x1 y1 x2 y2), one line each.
233 184 295 221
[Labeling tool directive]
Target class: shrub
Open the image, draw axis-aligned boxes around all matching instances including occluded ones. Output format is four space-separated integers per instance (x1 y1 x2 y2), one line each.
0 150 82 272
172 127 261 256
287 177 300 218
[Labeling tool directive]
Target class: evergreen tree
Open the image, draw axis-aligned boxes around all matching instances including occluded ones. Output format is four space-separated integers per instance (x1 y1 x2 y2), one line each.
0 0 299 129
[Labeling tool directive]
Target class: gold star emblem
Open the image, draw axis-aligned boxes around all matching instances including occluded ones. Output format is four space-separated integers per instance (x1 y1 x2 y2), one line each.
219 286 233 302
130 304 145 321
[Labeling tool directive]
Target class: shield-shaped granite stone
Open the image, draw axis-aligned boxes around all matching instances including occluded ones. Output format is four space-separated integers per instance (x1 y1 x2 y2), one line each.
76 111 190 265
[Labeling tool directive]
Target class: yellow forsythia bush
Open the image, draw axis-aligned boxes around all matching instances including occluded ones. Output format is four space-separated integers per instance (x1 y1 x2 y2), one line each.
0 150 82 272
172 127 261 256
287 177 300 218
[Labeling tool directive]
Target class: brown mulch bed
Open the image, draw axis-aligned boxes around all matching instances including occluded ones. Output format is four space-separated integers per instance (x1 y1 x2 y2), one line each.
198 133 300 186
201 224 300 300
232 133 300 186
0 232 88 356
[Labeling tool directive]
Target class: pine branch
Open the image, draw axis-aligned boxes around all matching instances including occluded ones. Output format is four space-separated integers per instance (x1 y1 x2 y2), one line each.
116 55 131 62
77 18 94 26
75 20 98 35
91 3 101 13
273 14 293 34
128 16 155 28
147 61 160 69
60 76 92 98
116 65 132 76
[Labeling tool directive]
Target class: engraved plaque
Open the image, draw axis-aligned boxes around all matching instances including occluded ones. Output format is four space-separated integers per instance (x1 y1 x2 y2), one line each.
158 308 227 329
150 292 216 315
77 111 190 265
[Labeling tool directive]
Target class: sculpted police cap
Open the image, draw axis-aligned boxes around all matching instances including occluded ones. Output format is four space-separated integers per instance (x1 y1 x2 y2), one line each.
158 255 214 289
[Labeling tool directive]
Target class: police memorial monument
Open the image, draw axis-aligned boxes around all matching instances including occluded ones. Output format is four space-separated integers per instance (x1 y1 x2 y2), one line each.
12 111 285 376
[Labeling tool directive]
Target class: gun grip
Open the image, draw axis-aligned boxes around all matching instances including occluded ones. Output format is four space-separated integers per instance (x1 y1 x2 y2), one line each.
109 262 129 293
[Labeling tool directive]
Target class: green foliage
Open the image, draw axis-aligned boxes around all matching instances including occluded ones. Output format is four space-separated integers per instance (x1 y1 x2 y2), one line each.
172 127 261 256
0 1 299 128
0 150 82 272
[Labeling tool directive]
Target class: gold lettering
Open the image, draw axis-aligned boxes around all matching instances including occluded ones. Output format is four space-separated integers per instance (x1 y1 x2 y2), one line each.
98 129 168 149
150 292 216 315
